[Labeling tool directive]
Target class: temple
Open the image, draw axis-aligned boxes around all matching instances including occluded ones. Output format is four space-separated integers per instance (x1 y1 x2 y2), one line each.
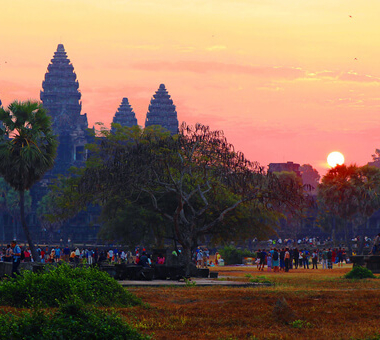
145 84 179 135
40 44 89 174
111 97 138 132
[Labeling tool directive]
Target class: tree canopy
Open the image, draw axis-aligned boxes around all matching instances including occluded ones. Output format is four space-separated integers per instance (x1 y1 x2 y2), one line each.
71 123 305 268
0 100 57 261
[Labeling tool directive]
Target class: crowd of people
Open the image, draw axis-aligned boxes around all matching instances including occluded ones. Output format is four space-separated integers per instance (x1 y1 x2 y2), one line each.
255 247 349 272
0 244 168 275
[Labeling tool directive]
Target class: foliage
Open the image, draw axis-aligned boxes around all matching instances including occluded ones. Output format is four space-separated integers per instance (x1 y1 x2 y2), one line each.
344 266 376 279
0 300 148 340
0 100 57 262
290 319 313 329
249 275 272 284
318 164 380 250
69 123 305 270
300 164 320 191
0 178 32 216
219 245 256 265
0 100 57 191
0 263 142 308
36 189 66 242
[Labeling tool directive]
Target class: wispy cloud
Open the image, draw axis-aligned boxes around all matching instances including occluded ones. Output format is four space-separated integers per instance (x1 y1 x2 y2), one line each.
132 61 305 79
206 45 227 51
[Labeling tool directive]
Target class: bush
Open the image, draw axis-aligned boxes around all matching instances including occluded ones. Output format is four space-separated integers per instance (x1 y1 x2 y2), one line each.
0 263 142 308
0 300 148 340
219 246 255 265
344 266 376 279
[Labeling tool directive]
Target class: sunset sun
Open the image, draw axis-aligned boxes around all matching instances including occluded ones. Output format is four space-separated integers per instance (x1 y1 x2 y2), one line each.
327 151 345 168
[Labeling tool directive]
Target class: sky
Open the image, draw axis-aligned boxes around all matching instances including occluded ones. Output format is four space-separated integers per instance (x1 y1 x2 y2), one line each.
1 0 380 176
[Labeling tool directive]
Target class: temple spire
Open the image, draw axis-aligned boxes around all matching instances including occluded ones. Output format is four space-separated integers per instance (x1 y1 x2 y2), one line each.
40 44 88 174
111 97 138 132
145 84 178 135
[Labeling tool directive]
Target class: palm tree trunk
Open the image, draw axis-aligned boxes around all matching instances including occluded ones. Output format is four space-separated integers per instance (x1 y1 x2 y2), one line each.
19 190 40 262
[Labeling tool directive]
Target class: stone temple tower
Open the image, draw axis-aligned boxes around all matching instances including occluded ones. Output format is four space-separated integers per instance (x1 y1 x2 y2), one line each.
145 84 179 135
40 44 89 174
111 97 138 133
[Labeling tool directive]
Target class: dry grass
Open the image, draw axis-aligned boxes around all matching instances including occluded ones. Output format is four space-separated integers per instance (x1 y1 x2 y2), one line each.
121 265 380 340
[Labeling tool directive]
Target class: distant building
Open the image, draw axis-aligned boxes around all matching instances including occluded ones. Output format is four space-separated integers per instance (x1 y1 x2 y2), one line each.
40 44 89 174
111 97 138 133
268 161 301 177
145 84 179 135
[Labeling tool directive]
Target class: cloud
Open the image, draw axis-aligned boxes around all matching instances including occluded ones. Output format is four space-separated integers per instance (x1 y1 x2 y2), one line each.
206 45 227 51
337 71 380 83
132 61 305 79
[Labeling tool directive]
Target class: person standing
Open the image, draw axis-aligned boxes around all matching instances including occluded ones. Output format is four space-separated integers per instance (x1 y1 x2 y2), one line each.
10 241 21 278
284 248 290 272
327 248 333 269
312 250 318 269
322 248 328 269
55 246 61 262
4 244 12 262
271 248 279 273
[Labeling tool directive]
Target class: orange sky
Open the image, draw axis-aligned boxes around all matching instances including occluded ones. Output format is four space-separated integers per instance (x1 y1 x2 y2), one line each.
1 0 380 176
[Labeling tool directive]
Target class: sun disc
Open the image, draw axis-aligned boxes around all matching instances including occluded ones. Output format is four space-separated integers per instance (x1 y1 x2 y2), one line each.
327 151 345 167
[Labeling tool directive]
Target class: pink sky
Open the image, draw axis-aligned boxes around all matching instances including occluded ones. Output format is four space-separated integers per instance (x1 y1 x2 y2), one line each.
1 0 380 176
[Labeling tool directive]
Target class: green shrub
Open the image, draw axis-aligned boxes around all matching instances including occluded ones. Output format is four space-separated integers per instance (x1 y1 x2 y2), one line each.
219 246 255 265
0 300 148 339
344 266 376 279
0 263 142 308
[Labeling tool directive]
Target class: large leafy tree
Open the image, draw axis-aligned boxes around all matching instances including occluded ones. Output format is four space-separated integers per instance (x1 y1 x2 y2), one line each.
75 123 304 272
318 164 380 253
0 100 57 262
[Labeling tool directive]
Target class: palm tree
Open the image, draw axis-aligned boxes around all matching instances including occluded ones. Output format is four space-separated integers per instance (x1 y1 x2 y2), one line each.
0 100 57 262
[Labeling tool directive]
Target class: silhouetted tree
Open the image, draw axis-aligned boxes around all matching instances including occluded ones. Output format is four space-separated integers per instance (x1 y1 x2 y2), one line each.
0 100 57 261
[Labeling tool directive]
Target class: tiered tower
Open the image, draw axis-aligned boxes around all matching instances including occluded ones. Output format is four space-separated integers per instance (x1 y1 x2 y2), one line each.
145 84 178 135
40 44 89 174
111 97 138 132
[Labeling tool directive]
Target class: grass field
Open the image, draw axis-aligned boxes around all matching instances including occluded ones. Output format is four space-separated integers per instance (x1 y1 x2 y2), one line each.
122 265 380 340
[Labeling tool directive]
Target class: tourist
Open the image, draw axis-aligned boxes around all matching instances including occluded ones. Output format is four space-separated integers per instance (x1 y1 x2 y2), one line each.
74 247 80 263
4 244 12 262
284 248 290 272
337 247 343 267
139 251 150 268
87 249 94 265
271 248 279 273
370 233 380 254
321 248 328 269
23 247 31 262
256 249 261 269
327 248 333 269
202 248 208 268
69 249 76 263
196 248 203 268
259 249 266 271
55 246 61 262
50 248 56 262
298 250 303 269
156 254 165 265
10 240 21 278
279 248 285 271
62 245 70 262
312 250 318 269
44 246 50 263
267 251 272 272
332 248 337 264
302 249 309 269
120 250 126 262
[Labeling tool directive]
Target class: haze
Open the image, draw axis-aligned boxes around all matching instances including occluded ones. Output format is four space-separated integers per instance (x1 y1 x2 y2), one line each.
1 0 379 175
